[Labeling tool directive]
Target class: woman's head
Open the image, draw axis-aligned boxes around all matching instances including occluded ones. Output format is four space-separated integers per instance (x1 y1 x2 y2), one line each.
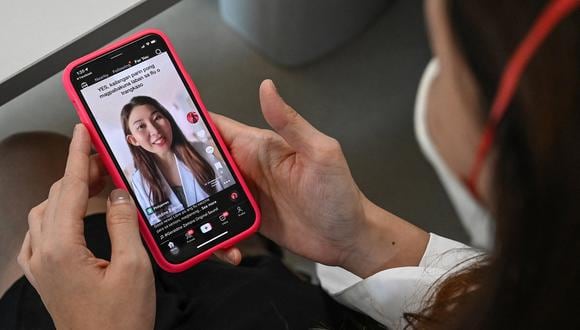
411 0 580 328
122 96 175 156
121 96 217 206
424 0 579 209
124 104 173 156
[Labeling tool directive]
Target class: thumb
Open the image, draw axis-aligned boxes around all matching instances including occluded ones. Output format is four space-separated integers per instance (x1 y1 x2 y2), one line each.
106 189 146 265
260 79 324 156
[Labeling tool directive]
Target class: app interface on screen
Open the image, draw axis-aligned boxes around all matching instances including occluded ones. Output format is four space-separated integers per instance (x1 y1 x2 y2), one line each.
71 34 255 263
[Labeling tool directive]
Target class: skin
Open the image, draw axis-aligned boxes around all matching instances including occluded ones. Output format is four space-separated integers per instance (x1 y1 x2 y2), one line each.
126 105 173 156
18 126 155 329
425 0 493 205
209 82 430 277
126 104 182 187
12 0 495 327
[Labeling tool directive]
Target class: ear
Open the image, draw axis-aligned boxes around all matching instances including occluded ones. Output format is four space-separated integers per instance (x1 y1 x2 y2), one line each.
126 135 139 146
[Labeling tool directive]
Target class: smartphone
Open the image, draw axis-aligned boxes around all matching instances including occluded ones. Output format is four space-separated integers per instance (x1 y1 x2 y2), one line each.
63 29 260 272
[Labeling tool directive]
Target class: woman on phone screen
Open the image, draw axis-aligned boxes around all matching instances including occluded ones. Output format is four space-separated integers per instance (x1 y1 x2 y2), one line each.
122 95 222 225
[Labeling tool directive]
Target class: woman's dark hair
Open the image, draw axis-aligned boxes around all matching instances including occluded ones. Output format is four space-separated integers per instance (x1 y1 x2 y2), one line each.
406 1 580 328
121 96 216 206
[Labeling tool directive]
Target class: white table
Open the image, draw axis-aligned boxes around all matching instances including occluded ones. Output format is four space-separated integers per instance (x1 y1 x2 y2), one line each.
0 0 179 106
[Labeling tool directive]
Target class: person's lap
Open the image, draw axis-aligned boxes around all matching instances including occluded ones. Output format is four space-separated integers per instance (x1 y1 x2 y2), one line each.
0 213 366 329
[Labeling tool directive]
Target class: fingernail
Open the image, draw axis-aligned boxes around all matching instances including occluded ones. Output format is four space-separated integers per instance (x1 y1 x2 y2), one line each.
109 189 131 204
265 79 277 92
227 251 239 264
73 123 84 137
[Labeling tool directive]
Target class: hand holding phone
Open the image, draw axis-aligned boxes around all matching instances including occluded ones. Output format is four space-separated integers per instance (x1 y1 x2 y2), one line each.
63 29 260 272
213 80 429 278
18 125 156 329
210 80 371 270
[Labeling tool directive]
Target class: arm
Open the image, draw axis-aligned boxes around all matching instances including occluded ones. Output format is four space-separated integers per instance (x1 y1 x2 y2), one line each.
210 81 483 328
317 233 481 328
343 199 430 278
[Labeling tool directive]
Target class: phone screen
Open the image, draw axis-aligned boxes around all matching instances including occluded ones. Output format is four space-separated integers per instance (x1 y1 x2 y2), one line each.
70 33 256 264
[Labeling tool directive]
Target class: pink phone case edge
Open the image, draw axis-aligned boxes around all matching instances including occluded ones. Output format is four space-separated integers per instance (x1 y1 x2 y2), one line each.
62 28 261 273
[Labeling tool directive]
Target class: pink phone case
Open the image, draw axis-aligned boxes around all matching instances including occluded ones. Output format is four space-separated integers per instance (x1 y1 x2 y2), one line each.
63 29 261 273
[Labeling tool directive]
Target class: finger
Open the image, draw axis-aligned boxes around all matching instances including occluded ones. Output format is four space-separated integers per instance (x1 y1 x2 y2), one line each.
44 179 62 235
105 189 147 268
214 247 242 265
28 200 47 251
89 154 107 183
17 232 32 266
88 154 108 197
17 232 38 289
210 112 252 146
259 79 323 156
43 153 104 232
51 124 91 236
64 124 92 185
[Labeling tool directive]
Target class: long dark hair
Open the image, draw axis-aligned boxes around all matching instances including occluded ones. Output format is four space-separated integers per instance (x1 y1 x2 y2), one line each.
406 1 580 328
121 96 216 206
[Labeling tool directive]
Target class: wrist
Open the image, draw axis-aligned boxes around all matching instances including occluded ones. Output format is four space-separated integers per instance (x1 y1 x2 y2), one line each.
341 198 429 278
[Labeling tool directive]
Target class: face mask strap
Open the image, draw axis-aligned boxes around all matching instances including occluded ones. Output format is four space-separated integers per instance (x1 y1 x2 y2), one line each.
466 0 580 200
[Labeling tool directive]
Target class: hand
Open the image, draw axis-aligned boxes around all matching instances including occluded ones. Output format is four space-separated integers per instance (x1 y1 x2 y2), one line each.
18 125 155 330
212 80 429 277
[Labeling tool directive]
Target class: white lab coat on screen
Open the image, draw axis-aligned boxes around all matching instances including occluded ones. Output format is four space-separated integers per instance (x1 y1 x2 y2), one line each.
130 142 233 225
131 154 210 225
